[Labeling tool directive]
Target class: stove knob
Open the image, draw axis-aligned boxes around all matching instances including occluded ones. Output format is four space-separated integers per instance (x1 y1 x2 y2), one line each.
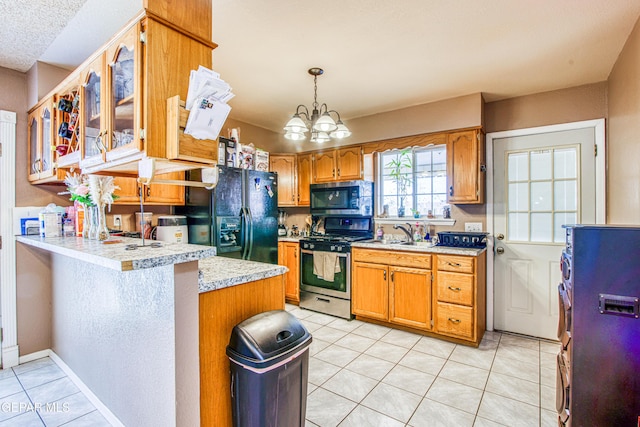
310 244 315 250
331 245 336 251
337 246 343 252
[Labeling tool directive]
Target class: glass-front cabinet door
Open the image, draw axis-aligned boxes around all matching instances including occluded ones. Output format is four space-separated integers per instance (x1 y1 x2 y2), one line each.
106 25 142 162
27 100 55 182
80 56 106 169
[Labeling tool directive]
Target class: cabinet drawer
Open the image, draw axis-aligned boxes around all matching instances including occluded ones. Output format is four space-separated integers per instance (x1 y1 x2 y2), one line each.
437 255 474 274
436 302 474 340
437 272 474 306
352 248 431 269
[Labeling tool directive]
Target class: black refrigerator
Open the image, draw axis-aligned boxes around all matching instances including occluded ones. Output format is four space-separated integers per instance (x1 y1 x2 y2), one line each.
175 166 279 264
557 225 640 426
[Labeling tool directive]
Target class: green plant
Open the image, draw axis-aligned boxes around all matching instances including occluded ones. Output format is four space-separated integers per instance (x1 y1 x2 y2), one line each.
385 149 412 209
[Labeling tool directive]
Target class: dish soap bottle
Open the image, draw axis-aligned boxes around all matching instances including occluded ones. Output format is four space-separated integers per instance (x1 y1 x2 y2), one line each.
376 225 385 241
413 222 422 242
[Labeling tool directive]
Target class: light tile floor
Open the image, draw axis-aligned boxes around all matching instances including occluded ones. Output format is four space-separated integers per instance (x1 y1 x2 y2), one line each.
286 304 560 427
0 307 559 427
0 357 112 426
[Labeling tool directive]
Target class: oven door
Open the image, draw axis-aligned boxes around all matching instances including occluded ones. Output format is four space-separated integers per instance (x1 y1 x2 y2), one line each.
300 249 351 299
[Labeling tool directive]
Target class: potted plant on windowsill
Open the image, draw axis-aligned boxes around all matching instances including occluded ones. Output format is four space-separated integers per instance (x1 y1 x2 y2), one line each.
386 149 412 217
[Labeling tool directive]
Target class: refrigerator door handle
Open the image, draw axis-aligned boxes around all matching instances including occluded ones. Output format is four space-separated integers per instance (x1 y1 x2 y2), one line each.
241 207 249 259
246 207 254 260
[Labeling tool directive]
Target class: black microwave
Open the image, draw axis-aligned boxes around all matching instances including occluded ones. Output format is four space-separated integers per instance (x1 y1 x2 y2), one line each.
310 181 374 216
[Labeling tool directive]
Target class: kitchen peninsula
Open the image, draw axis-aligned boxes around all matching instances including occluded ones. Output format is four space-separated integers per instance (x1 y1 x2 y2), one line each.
16 236 286 427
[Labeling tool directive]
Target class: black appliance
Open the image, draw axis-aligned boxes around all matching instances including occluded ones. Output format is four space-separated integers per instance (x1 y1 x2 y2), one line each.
299 216 373 319
175 166 278 264
310 181 373 216
557 225 640 427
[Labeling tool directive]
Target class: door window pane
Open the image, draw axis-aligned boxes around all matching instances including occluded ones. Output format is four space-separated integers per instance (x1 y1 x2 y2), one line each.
508 183 528 211
508 152 528 181
508 213 529 241
554 148 577 179
530 181 552 211
530 150 552 180
554 180 577 211
531 213 552 242
554 212 577 242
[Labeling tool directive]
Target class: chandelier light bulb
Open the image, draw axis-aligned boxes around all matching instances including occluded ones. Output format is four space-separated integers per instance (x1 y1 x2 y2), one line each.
313 113 338 133
330 121 352 139
284 131 306 141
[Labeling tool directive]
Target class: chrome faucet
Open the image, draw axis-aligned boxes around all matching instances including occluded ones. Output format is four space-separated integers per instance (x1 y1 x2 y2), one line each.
393 223 414 242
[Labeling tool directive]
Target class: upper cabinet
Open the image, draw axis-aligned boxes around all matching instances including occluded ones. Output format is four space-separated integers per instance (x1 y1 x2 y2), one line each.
27 9 217 183
313 146 363 183
446 129 485 204
296 153 312 206
270 154 297 207
27 99 55 182
105 24 143 164
270 153 313 207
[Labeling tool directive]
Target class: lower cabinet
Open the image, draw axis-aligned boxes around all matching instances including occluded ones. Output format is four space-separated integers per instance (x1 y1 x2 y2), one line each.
278 241 300 304
352 247 486 346
352 248 432 331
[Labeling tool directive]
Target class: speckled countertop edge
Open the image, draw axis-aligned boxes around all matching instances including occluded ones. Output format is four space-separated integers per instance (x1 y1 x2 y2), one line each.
16 235 217 271
352 241 486 256
198 256 287 293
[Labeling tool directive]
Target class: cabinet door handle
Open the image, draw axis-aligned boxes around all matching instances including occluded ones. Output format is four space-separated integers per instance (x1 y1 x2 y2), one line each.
390 271 394 282
448 318 461 324
448 286 462 292
337 168 341 177
146 187 151 198
332 169 335 178
449 186 454 196
383 270 386 280
447 262 462 267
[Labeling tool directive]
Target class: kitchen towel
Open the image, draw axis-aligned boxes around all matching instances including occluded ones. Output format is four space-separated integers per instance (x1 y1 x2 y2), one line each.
313 251 341 282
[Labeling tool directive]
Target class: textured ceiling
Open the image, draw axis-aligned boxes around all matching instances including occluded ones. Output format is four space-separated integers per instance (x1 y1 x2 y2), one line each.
0 0 89 72
3 0 640 134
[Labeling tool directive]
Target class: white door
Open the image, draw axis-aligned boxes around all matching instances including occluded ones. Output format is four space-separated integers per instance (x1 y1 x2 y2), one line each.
493 127 597 340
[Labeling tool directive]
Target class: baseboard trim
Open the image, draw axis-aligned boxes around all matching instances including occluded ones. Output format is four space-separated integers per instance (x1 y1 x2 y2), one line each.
2 344 19 368
21 349 124 427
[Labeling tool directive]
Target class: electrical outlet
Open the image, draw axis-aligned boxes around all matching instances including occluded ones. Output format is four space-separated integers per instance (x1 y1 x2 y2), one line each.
465 222 483 232
113 215 122 229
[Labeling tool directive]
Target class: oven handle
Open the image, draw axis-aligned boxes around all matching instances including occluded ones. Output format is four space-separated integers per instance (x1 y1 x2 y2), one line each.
301 249 349 258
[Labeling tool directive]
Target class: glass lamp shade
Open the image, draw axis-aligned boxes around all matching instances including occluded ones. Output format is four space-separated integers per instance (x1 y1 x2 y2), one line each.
284 115 309 133
311 131 331 143
284 131 306 141
312 113 338 132
330 122 351 139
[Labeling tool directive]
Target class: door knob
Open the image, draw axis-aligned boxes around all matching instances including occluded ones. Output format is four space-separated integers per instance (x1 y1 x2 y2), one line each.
496 233 504 240
496 247 505 254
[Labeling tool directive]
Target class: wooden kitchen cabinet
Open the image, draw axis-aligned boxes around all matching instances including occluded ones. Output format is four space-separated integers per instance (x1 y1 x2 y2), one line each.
27 99 57 183
113 171 185 205
27 9 216 181
278 241 300 304
352 261 389 321
269 153 312 207
313 146 363 183
446 129 485 204
297 153 312 206
270 154 297 207
352 248 432 330
434 252 486 344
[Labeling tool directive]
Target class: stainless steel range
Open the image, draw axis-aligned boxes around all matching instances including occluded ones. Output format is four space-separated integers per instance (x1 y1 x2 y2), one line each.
299 216 373 319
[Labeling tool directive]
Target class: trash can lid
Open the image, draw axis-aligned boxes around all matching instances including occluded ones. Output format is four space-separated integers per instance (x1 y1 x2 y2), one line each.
226 310 312 369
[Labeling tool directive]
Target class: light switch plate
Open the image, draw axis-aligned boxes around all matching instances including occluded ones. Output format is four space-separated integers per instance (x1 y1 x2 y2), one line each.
465 222 483 232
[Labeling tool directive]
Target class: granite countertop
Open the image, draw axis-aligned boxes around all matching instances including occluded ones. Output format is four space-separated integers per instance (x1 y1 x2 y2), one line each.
352 240 486 256
16 235 216 271
198 257 287 293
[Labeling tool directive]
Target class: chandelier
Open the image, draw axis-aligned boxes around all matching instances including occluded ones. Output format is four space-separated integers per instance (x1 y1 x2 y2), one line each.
283 67 351 143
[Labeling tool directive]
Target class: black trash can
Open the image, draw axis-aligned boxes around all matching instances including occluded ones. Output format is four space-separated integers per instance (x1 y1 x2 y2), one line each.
226 309 312 427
